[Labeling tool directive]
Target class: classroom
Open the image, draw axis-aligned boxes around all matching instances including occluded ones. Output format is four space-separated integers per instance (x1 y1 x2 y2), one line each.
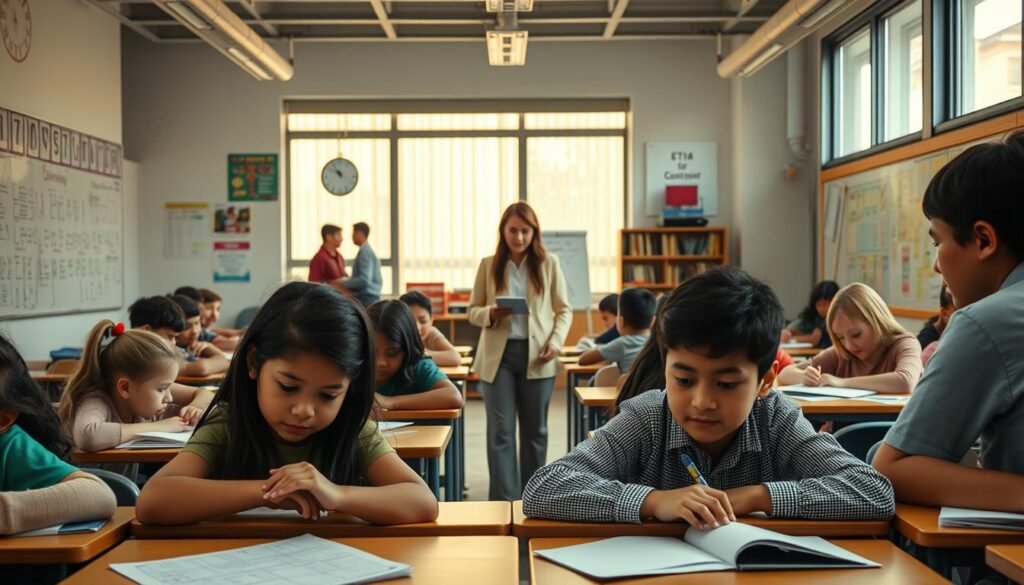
1 0 1023 583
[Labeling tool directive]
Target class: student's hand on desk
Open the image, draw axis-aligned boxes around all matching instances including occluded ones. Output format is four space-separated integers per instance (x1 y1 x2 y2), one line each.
724 485 772 516
264 489 324 521
263 462 341 512
802 365 822 386
154 415 192 433
178 405 204 426
372 394 394 418
780 329 793 343
537 343 560 362
489 306 514 323
817 373 842 387
639 485 735 530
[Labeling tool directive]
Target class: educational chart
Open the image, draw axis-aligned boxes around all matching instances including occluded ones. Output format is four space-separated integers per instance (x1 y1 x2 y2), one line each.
0 107 123 319
543 231 592 310
821 137 993 314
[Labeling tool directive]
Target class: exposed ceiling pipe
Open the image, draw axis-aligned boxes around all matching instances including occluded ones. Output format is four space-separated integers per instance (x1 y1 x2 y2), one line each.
787 42 810 163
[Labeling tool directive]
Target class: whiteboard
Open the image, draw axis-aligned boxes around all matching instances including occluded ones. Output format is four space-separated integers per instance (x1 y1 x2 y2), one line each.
820 135 992 314
543 231 592 310
0 107 124 319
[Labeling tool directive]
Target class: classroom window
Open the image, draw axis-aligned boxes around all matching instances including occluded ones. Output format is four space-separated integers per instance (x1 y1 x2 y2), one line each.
955 0 1023 116
836 27 873 157
285 102 628 296
883 1 924 141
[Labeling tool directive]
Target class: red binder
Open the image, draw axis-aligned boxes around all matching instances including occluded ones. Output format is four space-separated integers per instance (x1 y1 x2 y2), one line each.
666 185 699 207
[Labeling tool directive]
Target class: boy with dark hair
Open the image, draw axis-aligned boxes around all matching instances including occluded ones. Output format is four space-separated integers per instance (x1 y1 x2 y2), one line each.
173 286 202 303
309 223 348 287
128 296 187 343
193 288 240 351
524 266 893 524
168 295 229 377
579 288 656 374
399 290 461 367
874 131 1024 510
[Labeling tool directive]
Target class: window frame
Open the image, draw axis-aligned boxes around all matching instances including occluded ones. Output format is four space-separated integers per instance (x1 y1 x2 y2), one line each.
283 100 630 296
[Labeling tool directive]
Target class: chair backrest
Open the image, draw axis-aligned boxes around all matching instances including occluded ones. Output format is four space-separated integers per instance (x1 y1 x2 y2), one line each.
832 422 895 462
593 364 622 388
85 468 140 506
866 440 884 465
47 359 80 375
235 306 260 329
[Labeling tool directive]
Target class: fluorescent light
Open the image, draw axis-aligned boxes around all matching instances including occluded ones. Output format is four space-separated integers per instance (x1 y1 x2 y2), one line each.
165 1 213 30
798 0 847 29
485 0 534 12
486 30 528 66
739 43 784 76
227 47 272 80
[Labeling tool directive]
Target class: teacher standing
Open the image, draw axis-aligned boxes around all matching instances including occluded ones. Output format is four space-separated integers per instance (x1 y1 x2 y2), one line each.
469 202 572 501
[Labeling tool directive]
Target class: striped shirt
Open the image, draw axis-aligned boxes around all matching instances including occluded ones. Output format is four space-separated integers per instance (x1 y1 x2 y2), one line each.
523 389 894 522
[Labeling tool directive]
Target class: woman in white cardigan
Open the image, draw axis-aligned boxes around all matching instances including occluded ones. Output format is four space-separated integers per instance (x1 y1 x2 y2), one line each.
468 202 572 501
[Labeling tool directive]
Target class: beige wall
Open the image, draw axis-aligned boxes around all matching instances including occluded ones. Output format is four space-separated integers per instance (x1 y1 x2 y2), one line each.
0 0 135 360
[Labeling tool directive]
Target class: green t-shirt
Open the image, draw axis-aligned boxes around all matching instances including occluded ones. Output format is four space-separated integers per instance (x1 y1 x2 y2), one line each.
0 424 78 491
376 357 447 397
183 408 394 480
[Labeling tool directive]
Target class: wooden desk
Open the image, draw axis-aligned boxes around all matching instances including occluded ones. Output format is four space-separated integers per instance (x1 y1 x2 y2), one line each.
795 396 907 425
29 370 69 384
564 363 604 450
72 448 179 465
574 385 617 443
986 544 1024 583
454 345 473 356
387 425 452 499
512 501 890 539
894 504 1024 579
439 365 470 381
529 538 945 584
460 355 473 366
132 501 511 539
381 409 464 502
64 536 519 585
0 507 133 565
176 373 225 386
787 347 823 358
561 345 583 356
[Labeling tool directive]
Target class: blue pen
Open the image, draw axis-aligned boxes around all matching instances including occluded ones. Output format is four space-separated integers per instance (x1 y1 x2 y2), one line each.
681 454 709 486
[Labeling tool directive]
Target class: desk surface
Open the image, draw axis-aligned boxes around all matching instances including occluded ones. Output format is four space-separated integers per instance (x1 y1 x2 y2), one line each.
29 370 68 383
439 365 470 380
381 408 462 421
433 313 470 322
63 536 519 585
454 345 473 356
175 373 225 386
786 347 823 357
529 538 944 584
564 363 603 375
894 504 1024 548
0 507 133 565
986 544 1024 583
796 398 906 415
512 501 890 539
132 501 511 539
73 426 452 465
574 385 618 408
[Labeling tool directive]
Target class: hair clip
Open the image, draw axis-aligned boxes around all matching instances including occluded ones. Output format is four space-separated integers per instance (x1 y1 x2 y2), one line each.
112 322 126 337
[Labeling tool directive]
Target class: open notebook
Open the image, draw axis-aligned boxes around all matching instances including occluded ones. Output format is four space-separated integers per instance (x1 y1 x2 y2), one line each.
116 430 193 449
111 534 411 585
778 385 877 401
534 522 879 580
939 507 1024 531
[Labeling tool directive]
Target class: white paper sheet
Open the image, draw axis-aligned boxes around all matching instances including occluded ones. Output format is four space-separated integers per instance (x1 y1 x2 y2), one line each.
778 385 877 399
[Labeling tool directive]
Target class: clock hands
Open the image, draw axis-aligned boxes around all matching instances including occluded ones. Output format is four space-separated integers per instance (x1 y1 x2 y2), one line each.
335 169 344 178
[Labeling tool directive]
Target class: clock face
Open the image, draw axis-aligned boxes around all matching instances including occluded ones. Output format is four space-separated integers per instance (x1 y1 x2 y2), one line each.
321 157 359 196
0 0 31 63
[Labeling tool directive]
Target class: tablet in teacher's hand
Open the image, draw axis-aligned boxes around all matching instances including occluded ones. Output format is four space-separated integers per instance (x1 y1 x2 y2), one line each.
496 296 529 315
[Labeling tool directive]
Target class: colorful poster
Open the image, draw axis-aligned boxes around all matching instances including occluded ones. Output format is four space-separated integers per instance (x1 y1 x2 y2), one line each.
164 202 210 259
213 241 251 282
214 203 252 235
228 154 278 201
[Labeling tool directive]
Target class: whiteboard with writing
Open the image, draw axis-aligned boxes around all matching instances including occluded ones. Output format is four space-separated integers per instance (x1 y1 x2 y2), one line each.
543 231 592 310
0 107 124 319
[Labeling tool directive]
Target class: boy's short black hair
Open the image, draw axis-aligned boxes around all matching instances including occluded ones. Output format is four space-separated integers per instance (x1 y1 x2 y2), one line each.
353 222 370 237
923 130 1024 261
169 294 201 319
129 296 187 331
598 293 619 315
321 224 341 241
618 288 657 329
400 290 433 316
658 266 784 378
173 286 202 303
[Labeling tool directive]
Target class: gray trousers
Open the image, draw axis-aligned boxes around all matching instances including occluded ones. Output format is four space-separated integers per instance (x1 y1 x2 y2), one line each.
478 340 555 501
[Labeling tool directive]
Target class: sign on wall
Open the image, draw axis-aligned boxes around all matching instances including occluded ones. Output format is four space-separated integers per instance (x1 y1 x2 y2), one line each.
228 153 278 201
645 142 718 218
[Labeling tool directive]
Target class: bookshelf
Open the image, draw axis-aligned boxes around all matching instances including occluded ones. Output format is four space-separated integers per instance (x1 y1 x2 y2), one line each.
619 227 728 291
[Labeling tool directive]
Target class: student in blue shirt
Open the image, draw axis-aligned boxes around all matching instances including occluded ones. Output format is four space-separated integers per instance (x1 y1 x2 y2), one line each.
368 301 464 412
874 130 1024 511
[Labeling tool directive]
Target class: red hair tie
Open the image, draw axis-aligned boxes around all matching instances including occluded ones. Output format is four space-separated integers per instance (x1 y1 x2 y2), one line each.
112 322 126 337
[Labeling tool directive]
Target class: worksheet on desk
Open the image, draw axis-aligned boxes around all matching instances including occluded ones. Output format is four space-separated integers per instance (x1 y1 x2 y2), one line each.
110 534 411 585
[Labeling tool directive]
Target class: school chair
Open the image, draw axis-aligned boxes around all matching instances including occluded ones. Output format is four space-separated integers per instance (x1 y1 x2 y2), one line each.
46 359 79 375
87 469 141 506
235 306 259 329
592 364 622 388
832 422 895 462
866 440 883 465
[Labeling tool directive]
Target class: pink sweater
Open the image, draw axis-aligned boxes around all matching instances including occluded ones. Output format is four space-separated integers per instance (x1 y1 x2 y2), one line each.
810 332 923 393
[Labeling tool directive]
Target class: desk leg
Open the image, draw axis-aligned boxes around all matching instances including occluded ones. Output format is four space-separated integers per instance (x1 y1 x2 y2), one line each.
427 458 440 500
565 373 577 452
455 416 464 501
